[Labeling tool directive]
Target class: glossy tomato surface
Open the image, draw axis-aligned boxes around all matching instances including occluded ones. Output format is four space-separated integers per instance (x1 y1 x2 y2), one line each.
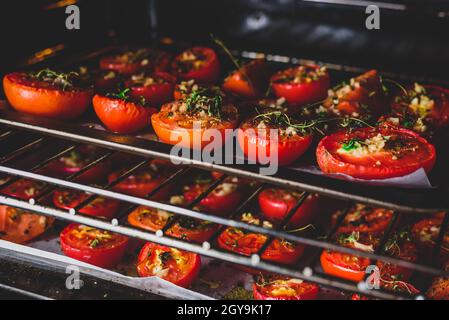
137 242 201 287
125 72 176 106
412 218 449 265
316 126 436 180
100 49 171 75
60 224 129 268
253 276 319 300
172 47 220 84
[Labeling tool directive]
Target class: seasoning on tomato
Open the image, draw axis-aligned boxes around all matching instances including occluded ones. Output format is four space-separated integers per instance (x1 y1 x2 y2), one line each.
322 70 388 118
3 69 93 120
270 65 330 105
137 242 201 288
125 71 176 106
183 176 243 216
172 47 220 84
258 188 319 228
320 231 379 282
127 205 216 243
173 79 224 101
94 70 121 93
427 263 449 300
100 48 171 75
53 189 120 219
253 274 319 300
332 204 394 235
108 160 173 200
151 89 239 149
60 224 129 268
222 59 271 99
237 110 313 166
411 218 449 265
93 88 157 134
316 126 436 180
217 212 304 266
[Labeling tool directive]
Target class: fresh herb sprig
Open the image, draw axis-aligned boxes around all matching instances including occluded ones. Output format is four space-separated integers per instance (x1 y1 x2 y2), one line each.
183 89 223 119
33 68 80 91
106 88 146 106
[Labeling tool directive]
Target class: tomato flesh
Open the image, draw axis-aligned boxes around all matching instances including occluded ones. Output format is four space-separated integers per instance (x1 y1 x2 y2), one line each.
172 47 220 84
125 72 176 106
253 276 319 300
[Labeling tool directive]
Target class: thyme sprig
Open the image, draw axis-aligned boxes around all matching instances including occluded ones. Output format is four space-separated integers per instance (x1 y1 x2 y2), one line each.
183 89 223 119
33 68 80 90
106 88 146 106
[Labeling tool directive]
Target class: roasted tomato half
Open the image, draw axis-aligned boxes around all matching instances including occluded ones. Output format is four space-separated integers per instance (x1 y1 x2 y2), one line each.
151 91 239 149
3 69 93 120
137 242 201 287
44 145 110 183
108 160 173 200
387 83 449 135
238 110 313 166
271 65 330 105
333 204 394 235
316 126 436 180
253 274 319 300
93 70 121 93
127 205 217 243
125 71 176 106
320 232 379 282
53 189 120 219
217 213 304 267
222 59 271 99
427 263 449 300
377 231 418 281
183 177 243 216
93 88 157 134
172 47 220 84
100 48 171 75
0 179 54 243
173 79 224 101
322 70 387 118
60 224 129 268
412 218 449 265
258 188 319 228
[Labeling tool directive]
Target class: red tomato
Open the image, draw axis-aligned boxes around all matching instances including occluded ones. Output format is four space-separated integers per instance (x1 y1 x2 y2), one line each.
258 188 319 228
381 279 420 296
322 70 388 117
1 179 46 200
93 90 157 134
350 293 369 300
427 263 449 300
127 206 217 243
172 47 220 84
183 179 243 216
412 219 449 265
94 70 121 93
107 161 173 200
271 65 330 105
60 224 129 268
237 113 313 166
222 59 271 99
3 71 93 120
316 126 436 180
253 275 319 300
333 204 394 235
125 72 176 106
53 189 120 219
44 146 111 183
100 49 171 75
137 242 201 287
151 98 239 149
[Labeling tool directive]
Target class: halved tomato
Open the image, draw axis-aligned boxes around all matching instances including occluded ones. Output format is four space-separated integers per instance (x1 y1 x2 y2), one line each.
271 65 330 105
411 218 449 265
253 274 319 300
3 70 93 120
53 189 120 219
427 262 449 300
94 70 121 93
172 47 220 84
237 111 313 166
222 59 271 99
316 126 436 180
125 71 176 106
60 223 129 268
137 242 201 287
93 88 157 134
258 188 319 228
1 179 46 200
151 93 239 149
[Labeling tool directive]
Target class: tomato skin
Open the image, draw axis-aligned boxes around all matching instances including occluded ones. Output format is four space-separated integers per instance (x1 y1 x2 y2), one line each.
137 242 201 287
125 72 176 106
3 72 93 120
172 47 220 84
377 239 417 281
320 250 369 282
333 205 394 235
93 94 157 134
253 280 319 300
316 127 436 180
60 224 129 268
53 189 120 219
258 189 319 227
271 65 330 105
237 124 312 166
222 60 271 99
412 219 449 265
